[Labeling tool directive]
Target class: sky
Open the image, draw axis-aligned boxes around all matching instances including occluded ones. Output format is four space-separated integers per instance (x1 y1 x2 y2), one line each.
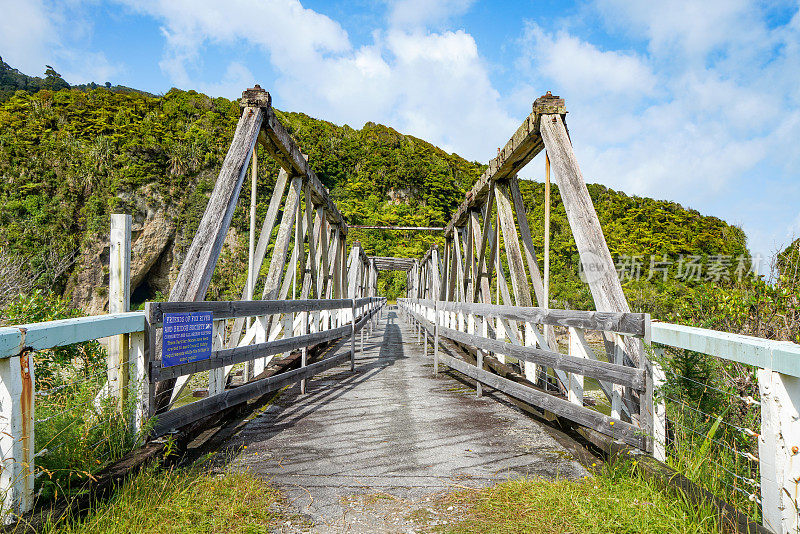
1 0 799 264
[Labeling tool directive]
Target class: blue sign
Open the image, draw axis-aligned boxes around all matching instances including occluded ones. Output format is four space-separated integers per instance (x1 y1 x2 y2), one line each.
162 311 213 367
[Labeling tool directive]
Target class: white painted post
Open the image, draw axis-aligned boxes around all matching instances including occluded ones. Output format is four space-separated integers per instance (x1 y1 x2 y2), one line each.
651 350 667 463
433 301 439 376
108 214 131 410
0 350 35 520
300 310 308 395
523 322 537 384
253 316 267 377
758 369 800 533
208 320 225 396
350 300 356 371
130 330 148 437
282 312 293 362
423 304 428 357
567 327 586 406
360 303 365 354
611 334 624 420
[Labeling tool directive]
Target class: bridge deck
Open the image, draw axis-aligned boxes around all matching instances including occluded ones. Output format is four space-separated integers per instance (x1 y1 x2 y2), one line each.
222 308 588 530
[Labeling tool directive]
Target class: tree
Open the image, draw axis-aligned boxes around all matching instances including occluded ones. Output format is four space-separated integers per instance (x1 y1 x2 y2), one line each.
43 65 68 90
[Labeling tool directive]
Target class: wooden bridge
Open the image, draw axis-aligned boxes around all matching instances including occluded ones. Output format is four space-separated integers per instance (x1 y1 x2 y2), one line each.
1 86 800 533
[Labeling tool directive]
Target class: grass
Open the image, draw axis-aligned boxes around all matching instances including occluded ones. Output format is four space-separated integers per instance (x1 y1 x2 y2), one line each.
429 459 722 534
34 463 292 534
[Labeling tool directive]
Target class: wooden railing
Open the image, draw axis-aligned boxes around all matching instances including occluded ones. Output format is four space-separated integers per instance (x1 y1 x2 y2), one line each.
0 296 385 521
397 298 652 450
147 297 385 436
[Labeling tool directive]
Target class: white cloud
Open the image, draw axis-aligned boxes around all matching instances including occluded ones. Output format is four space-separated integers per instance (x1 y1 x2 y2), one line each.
514 4 800 259
0 0 57 75
120 0 512 161
0 0 121 84
519 23 656 99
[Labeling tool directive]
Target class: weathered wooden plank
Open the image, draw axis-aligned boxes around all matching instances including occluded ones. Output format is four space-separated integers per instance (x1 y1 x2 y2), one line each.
444 92 564 233
496 180 533 308
304 182 320 298
0 313 146 358
152 299 355 323
508 176 546 306
262 176 302 299
439 322 643 389
153 349 351 436
259 105 346 232
408 307 644 389
432 301 647 336
228 169 290 348
471 189 494 304
540 113 642 365
169 107 263 304
469 209 492 305
436 348 645 449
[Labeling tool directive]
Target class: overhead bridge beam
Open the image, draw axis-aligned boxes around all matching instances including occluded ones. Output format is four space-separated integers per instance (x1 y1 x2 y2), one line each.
370 256 416 272
350 225 445 231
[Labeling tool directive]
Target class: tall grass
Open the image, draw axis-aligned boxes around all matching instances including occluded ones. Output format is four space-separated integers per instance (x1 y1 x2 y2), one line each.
436 459 722 533
34 463 289 534
655 346 762 521
2 291 140 502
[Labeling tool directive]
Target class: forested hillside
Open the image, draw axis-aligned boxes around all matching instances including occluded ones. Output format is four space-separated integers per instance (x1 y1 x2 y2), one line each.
1 60 790 338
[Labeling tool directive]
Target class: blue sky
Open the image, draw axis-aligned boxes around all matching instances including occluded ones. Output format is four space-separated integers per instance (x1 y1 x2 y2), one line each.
2 0 799 267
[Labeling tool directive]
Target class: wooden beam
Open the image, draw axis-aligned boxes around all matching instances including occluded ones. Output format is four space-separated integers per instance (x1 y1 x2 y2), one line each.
154 103 263 411
540 113 641 366
495 181 533 308
445 92 565 233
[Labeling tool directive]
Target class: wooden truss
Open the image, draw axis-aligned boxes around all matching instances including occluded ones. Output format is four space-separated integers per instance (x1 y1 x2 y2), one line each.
154 86 376 411
409 92 646 424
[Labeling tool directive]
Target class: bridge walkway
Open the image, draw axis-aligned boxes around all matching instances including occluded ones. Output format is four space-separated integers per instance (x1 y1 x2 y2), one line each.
221 308 589 531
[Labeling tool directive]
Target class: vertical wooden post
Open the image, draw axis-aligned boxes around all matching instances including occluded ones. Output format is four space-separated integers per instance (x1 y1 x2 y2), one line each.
0 349 35 519
247 146 258 300
567 327 586 406
300 307 308 394
360 303 365 354
129 329 147 437
254 315 267 377
523 322 537 384
544 153 550 309
208 320 225 396
758 369 800 533
433 300 439 376
611 335 624 420
651 347 667 462
109 214 131 411
350 300 356 371
476 346 484 398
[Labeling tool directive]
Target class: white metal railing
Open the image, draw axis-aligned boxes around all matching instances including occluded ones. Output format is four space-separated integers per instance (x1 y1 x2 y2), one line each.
651 321 800 534
0 297 385 522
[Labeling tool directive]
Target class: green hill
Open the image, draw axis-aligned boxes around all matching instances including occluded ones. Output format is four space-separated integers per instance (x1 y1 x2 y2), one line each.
0 60 760 326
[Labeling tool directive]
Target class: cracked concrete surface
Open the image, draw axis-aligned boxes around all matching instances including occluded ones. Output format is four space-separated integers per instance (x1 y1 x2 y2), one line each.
222 308 589 532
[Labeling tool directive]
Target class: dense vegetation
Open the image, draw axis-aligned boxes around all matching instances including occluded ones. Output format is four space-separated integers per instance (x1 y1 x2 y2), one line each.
0 58 151 103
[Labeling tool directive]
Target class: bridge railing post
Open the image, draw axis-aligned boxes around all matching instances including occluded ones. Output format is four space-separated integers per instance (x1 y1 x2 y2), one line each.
0 348 35 520
433 301 439 377
108 213 131 411
350 300 356 372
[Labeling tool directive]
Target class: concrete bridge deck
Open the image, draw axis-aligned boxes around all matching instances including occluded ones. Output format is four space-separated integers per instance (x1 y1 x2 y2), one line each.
222 308 589 531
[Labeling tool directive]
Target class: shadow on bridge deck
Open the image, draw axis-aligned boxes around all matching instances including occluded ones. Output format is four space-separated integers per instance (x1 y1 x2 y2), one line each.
218 309 589 531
